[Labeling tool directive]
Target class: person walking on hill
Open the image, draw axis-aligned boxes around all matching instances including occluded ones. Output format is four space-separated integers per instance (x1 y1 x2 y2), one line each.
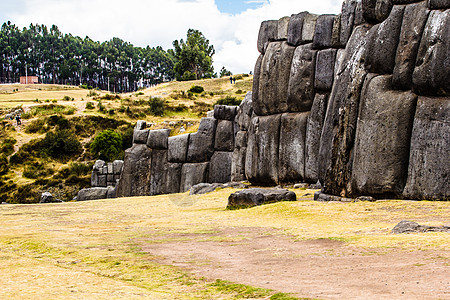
230 76 233 84
15 114 21 126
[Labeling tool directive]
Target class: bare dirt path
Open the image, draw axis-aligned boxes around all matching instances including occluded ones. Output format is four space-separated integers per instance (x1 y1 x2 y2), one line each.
142 227 450 300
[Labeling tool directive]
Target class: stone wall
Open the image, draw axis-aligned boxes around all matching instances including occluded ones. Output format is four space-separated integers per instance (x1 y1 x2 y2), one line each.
115 105 237 197
245 0 449 200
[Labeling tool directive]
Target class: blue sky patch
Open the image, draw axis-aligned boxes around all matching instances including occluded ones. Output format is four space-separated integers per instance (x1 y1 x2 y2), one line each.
215 0 266 15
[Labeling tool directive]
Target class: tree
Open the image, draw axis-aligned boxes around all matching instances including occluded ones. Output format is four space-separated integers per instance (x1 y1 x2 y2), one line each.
90 130 123 161
171 29 215 81
219 66 232 77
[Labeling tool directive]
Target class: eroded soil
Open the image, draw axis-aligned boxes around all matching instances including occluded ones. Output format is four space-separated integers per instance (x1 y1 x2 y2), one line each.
141 227 450 299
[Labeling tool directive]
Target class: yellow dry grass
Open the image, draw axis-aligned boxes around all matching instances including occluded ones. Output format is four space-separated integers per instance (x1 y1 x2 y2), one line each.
0 188 448 299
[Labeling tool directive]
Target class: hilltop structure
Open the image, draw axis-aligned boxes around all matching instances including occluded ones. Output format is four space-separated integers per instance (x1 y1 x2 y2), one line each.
79 0 449 201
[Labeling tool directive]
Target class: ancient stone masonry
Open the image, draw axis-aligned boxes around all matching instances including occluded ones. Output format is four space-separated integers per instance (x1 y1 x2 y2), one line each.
80 0 448 201
247 0 449 200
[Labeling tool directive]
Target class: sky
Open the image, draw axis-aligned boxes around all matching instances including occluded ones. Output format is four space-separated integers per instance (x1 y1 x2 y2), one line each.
0 0 343 74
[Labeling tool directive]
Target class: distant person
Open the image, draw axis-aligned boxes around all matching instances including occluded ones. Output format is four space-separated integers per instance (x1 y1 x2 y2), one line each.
230 76 233 84
15 115 21 126
233 77 236 84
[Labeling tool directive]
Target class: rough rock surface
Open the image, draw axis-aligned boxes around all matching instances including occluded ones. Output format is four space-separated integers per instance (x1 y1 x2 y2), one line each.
392 220 450 234
187 117 217 162
180 163 209 193
277 16 290 40
287 44 317 112
214 120 235 151
278 112 309 183
252 55 263 115
257 20 278 54
364 5 405 74
116 144 152 197
319 25 371 195
312 14 337 49
302 14 319 42
147 129 170 149
287 12 308 46
227 188 296 208
392 1 429 90
236 92 253 130
168 134 190 163
340 0 358 46
412 10 450 96
77 187 109 201
428 0 450 9
351 75 417 197
258 42 296 115
150 150 169 196
214 105 237 121
315 49 337 91
190 183 224 195
40 192 62 203
133 129 149 144
208 151 232 184
245 115 281 184
403 97 450 200
305 93 329 183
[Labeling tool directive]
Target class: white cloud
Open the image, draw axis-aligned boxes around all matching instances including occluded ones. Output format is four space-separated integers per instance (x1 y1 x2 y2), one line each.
10 0 343 74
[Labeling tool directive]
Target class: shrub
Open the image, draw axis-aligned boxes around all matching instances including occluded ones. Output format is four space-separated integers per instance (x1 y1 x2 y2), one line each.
87 90 99 97
23 163 52 179
85 102 95 109
236 89 245 94
63 95 74 101
0 137 16 156
181 71 197 81
174 104 188 112
0 154 8 175
48 115 70 129
121 126 134 150
149 97 165 116
188 85 204 94
25 118 46 133
40 130 82 160
90 130 123 161
108 108 115 115
215 96 242 106
97 101 105 112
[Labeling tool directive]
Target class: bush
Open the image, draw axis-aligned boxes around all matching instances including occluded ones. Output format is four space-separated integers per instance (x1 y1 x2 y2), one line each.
88 90 99 97
188 85 204 94
48 115 70 129
181 71 197 81
40 130 82 160
97 101 105 112
0 154 8 175
215 96 242 106
63 95 74 101
236 89 245 94
0 137 16 156
90 129 123 161
23 163 52 179
85 102 95 109
55 162 93 179
24 118 46 133
174 104 188 112
108 108 115 115
149 97 165 116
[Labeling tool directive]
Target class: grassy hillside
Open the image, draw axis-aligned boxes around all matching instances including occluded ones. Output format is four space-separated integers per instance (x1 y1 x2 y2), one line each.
0 75 253 203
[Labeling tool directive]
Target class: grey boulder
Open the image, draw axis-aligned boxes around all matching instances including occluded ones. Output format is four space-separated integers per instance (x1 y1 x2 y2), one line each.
227 188 296 209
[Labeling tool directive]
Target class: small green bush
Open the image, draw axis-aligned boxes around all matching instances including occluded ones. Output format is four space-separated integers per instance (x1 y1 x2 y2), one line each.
181 71 197 81
87 90 99 97
85 102 95 109
23 163 52 179
63 95 74 101
149 97 165 116
215 96 242 106
0 154 8 175
40 130 82 160
188 85 204 94
236 89 245 94
0 137 16 156
90 130 123 161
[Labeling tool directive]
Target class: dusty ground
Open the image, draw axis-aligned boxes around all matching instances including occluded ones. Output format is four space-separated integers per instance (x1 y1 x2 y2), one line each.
142 226 449 300
0 189 449 299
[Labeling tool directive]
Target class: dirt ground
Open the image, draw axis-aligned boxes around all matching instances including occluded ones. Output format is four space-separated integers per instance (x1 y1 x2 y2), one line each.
142 227 450 300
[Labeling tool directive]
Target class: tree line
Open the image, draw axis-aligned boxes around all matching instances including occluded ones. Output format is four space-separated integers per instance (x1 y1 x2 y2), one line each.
0 22 217 92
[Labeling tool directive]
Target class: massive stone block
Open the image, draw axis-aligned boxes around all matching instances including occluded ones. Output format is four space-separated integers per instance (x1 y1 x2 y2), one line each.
236 92 253 131
392 1 429 90
214 120 235 151
277 16 290 40
362 0 378 23
412 10 450 96
428 0 450 9
149 150 166 195
278 112 309 183
147 129 170 149
287 12 308 46
231 147 247 182
252 55 263 116
375 0 393 22
287 44 317 112
305 93 329 183
168 133 190 163
180 163 209 193
340 0 358 46
187 117 217 162
312 14 336 49
227 188 296 209
116 144 152 197
319 25 371 196
302 14 319 42
331 15 342 47
214 105 237 121
245 114 281 184
315 49 337 91
133 129 149 144
258 42 295 115
351 75 417 196
77 187 108 201
209 151 232 184
257 20 278 54
166 163 183 194
403 97 450 200
365 5 405 74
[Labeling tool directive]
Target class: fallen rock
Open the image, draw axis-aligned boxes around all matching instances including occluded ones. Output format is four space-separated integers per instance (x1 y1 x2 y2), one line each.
40 192 62 203
392 220 450 234
227 188 296 209
190 183 225 195
77 187 109 201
